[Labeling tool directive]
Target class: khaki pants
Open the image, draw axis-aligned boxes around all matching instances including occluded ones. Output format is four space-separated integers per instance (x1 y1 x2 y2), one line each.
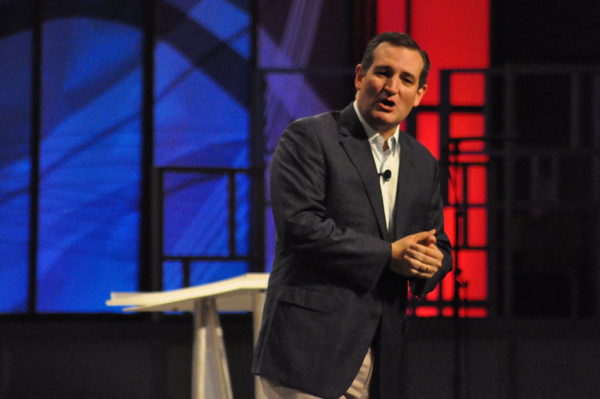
259 348 373 399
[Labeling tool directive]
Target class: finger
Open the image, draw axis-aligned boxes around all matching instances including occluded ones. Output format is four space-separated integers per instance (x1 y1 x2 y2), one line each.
407 250 442 271
410 243 444 263
404 253 439 276
421 234 437 245
411 229 436 243
419 265 435 278
407 259 436 278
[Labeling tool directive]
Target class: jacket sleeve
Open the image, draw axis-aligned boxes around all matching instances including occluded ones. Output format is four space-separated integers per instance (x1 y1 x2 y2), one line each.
409 163 453 297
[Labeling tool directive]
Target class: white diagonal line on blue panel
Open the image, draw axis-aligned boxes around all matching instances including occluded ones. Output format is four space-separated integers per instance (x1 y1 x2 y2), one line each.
189 0 249 58
260 0 330 141
171 177 229 255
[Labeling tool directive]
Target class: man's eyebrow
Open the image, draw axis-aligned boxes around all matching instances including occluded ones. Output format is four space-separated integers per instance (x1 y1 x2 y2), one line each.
373 65 416 77
373 65 392 71
400 71 417 80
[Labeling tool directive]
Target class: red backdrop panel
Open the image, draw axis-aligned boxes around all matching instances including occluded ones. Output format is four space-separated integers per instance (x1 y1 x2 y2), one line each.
377 0 407 34
409 0 489 105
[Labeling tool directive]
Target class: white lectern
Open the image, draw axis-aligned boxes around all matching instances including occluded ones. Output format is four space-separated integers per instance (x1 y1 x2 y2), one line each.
106 273 269 399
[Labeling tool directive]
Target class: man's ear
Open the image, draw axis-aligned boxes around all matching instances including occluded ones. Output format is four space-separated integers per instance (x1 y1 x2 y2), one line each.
413 84 428 107
355 64 365 91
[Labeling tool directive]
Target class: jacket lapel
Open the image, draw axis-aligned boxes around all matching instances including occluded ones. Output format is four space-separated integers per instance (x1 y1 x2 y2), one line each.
338 105 389 240
393 132 418 240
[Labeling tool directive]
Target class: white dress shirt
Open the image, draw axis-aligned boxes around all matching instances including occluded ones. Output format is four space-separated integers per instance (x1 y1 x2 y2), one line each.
353 101 400 233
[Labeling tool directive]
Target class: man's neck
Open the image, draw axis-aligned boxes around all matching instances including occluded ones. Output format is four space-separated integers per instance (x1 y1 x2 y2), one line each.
379 128 397 143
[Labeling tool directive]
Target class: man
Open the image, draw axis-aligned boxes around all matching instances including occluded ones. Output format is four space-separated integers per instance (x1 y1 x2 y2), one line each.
252 32 452 399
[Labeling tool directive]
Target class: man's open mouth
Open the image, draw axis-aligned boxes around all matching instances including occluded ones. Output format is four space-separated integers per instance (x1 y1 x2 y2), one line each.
380 99 395 108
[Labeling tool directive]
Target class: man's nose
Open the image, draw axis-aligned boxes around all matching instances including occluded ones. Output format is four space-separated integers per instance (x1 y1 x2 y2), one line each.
385 76 400 94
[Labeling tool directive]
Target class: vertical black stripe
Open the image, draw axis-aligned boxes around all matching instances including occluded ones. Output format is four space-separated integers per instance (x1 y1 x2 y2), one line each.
154 168 164 290
249 0 265 272
406 0 412 35
28 0 42 314
439 70 452 204
140 0 157 291
182 259 191 288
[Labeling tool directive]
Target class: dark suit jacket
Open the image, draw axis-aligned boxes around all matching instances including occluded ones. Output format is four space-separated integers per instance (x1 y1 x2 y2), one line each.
252 104 452 399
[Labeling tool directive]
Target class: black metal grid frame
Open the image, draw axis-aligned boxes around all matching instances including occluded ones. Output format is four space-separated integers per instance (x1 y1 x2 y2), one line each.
152 166 261 290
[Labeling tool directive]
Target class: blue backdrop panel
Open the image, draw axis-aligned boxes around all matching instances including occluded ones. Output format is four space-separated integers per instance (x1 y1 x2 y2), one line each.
163 173 229 257
156 0 251 286
163 260 183 291
154 50 249 168
37 18 141 312
235 173 250 257
154 0 250 168
0 31 32 313
163 260 248 291
190 261 248 286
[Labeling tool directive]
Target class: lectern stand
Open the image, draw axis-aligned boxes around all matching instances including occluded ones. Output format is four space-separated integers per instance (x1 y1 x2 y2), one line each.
106 273 269 399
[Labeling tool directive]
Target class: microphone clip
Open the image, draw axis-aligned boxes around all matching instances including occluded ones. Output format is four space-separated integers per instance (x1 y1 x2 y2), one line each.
379 169 392 181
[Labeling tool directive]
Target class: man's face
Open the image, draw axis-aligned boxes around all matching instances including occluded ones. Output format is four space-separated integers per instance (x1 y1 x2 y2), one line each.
355 42 427 137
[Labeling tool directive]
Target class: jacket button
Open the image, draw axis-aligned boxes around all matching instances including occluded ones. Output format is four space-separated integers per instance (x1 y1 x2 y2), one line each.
371 313 379 321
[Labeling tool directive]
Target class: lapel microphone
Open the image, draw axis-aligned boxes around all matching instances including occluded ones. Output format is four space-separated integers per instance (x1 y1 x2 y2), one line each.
379 169 392 181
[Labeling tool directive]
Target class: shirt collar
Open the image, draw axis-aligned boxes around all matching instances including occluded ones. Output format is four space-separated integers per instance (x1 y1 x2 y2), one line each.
353 101 400 154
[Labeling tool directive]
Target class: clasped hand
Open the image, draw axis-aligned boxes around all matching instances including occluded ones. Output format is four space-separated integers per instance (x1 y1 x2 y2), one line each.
390 230 444 278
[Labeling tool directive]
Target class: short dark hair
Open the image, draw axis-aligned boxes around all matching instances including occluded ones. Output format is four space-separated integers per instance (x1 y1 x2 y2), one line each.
360 32 430 89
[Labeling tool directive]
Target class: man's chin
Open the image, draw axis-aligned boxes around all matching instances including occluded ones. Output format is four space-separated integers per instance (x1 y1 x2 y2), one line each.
371 113 402 130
